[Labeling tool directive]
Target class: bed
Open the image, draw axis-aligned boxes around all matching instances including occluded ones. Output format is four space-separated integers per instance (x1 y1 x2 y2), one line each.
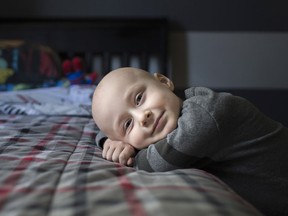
0 18 262 216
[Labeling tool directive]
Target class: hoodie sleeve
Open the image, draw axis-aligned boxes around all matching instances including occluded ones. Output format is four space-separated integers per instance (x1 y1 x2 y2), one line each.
95 130 108 149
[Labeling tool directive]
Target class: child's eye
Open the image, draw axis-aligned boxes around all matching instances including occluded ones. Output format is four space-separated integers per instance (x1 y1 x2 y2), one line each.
124 119 132 131
135 93 143 106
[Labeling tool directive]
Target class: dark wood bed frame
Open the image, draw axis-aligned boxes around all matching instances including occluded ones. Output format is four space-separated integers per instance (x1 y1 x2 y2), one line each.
0 18 168 76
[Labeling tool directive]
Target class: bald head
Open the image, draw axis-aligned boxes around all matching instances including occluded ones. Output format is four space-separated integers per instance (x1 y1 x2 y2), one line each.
92 67 155 132
91 67 181 148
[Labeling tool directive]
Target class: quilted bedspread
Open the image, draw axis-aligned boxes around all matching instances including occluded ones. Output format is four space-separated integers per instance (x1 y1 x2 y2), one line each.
0 115 262 216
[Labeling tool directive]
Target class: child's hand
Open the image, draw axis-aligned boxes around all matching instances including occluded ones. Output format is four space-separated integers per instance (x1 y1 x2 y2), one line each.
102 139 136 166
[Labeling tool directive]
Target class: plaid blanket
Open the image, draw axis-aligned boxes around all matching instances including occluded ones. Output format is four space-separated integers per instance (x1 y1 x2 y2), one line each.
0 115 262 216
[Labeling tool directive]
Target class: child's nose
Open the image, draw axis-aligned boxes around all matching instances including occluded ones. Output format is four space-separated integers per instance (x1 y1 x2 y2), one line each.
140 110 152 127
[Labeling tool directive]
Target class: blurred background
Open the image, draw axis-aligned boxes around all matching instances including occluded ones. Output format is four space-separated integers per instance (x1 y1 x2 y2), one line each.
1 0 287 90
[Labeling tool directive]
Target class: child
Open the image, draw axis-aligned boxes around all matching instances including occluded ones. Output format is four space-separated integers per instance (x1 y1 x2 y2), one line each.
92 67 288 216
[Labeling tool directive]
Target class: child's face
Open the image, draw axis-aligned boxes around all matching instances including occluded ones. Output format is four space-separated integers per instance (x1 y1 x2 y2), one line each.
92 68 182 150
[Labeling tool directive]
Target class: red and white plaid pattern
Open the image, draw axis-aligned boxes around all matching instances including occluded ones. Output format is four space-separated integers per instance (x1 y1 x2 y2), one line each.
0 115 262 216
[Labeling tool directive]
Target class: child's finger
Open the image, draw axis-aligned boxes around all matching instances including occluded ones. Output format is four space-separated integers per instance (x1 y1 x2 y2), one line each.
127 157 134 167
118 147 135 165
102 145 109 158
112 146 125 162
105 147 116 161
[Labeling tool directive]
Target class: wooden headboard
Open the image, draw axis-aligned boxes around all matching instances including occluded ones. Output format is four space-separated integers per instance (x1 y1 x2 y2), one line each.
0 18 168 76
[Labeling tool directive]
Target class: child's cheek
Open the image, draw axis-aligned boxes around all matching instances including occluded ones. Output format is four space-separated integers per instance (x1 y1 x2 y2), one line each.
129 132 147 150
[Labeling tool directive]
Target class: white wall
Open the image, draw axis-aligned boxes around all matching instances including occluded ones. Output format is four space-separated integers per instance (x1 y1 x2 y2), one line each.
170 32 288 89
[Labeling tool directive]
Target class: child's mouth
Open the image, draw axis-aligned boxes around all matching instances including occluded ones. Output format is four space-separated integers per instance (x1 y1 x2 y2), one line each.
152 112 164 135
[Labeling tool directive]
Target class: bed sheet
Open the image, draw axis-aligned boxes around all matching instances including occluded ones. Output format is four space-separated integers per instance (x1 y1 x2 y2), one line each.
0 114 263 216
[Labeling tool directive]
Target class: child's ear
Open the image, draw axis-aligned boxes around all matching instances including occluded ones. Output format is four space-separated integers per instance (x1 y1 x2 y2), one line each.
153 73 174 91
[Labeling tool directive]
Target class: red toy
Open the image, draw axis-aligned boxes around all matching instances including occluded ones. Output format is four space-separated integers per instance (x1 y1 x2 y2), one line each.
72 56 83 71
61 56 98 85
62 59 73 76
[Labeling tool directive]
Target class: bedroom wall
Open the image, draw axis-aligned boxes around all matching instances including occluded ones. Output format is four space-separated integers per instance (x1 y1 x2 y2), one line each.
170 32 288 89
1 0 288 89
